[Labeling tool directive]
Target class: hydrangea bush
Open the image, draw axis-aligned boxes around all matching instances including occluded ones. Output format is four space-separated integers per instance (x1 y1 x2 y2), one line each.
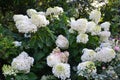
0 0 120 80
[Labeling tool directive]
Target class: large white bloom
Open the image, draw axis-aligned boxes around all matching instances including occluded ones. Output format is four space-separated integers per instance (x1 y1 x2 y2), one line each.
77 61 97 77
95 47 116 62
11 51 34 73
89 10 101 24
86 21 96 33
91 25 101 35
14 15 37 33
81 48 97 61
56 35 69 49
99 31 111 42
31 14 49 28
70 18 88 33
76 33 89 44
52 63 70 80
16 20 37 33
100 22 110 31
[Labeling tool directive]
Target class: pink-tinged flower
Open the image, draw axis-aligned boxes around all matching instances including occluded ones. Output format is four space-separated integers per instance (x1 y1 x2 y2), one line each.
114 46 120 51
102 66 106 70
47 47 69 67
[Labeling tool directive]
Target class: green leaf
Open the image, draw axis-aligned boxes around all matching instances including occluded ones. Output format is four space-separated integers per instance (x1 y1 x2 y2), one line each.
34 52 45 61
15 74 28 80
27 72 37 80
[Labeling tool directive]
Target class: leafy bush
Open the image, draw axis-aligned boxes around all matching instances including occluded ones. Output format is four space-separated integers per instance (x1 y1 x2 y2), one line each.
0 0 120 80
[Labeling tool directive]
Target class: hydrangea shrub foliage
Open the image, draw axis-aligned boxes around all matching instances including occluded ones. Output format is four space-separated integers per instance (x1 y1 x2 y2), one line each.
0 0 120 80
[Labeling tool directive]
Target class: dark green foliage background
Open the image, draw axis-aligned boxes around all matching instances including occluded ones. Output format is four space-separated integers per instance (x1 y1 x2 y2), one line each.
0 0 120 80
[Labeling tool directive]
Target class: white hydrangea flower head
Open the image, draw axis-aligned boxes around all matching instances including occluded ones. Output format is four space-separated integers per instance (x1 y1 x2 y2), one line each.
81 48 97 61
91 0 108 8
56 35 69 49
31 14 49 28
14 15 37 33
89 10 101 24
91 25 101 35
70 18 88 33
69 18 77 30
2 65 18 76
13 41 22 47
53 6 64 15
52 48 69 63
46 6 63 16
95 47 116 62
15 20 37 33
11 51 34 73
52 63 70 80
100 22 110 31
76 33 89 44
77 61 97 77
27 9 37 17
86 21 96 33
99 31 111 42
47 47 69 67
13 15 29 22
77 18 88 33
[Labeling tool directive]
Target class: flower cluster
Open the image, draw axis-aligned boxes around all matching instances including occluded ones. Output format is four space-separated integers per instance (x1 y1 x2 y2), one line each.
69 9 112 44
30 12 49 28
95 47 116 63
81 47 116 63
77 61 97 78
13 6 64 34
89 10 101 24
3 4 120 80
91 0 108 9
47 47 70 80
2 51 34 76
46 6 63 16
52 63 70 80
81 48 96 62
56 35 69 49
26 9 49 28
69 18 89 44
13 15 37 33
11 51 34 73
2 65 18 76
